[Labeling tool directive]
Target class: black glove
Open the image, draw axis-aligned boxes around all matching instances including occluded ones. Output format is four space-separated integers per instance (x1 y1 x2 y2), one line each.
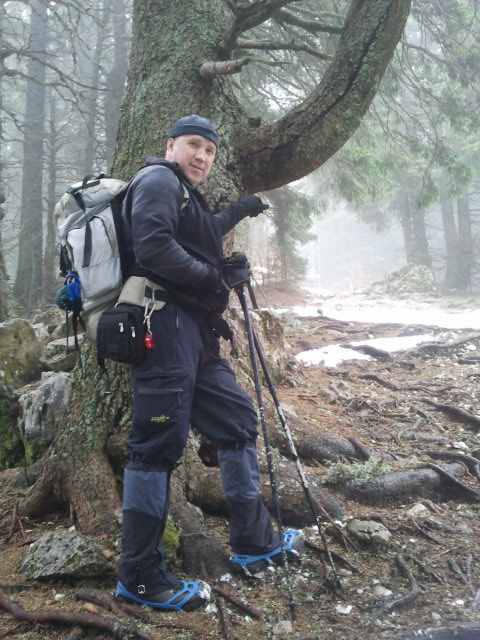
221 253 251 289
238 195 269 217
205 276 230 314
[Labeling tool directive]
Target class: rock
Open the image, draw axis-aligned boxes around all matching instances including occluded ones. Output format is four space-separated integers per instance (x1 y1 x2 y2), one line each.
367 265 437 297
32 306 74 341
0 318 43 386
346 519 391 545
17 372 72 459
272 620 294 636
42 334 85 372
372 585 393 598
335 604 353 615
20 529 113 580
407 503 428 518
44 351 79 373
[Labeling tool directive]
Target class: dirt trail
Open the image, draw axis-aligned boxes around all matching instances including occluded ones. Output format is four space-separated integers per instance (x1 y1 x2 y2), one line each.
1 288 480 640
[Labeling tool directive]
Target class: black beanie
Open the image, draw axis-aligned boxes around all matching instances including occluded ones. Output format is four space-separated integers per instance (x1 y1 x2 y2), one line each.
169 115 219 148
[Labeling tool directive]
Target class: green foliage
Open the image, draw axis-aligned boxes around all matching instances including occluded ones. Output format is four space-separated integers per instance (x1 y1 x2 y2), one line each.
322 459 390 485
0 392 23 470
266 186 317 286
162 517 180 561
333 119 398 208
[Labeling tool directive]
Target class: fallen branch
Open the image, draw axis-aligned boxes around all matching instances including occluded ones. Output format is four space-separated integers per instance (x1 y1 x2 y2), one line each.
216 595 238 640
212 584 262 620
75 588 148 621
0 590 149 640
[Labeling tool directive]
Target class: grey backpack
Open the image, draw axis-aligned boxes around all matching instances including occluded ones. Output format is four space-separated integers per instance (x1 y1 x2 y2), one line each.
54 174 128 339
54 168 190 341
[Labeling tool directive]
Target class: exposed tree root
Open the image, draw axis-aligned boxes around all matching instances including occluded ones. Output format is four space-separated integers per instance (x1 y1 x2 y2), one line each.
419 397 480 430
183 441 346 524
373 554 420 616
170 472 231 579
403 624 480 640
424 462 479 500
18 350 129 534
423 450 480 478
339 462 471 505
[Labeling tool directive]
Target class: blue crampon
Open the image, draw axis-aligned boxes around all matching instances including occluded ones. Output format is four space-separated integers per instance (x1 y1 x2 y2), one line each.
231 528 304 576
115 579 210 611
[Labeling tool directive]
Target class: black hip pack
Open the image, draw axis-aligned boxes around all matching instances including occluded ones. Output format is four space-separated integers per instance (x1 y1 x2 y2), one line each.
96 304 145 365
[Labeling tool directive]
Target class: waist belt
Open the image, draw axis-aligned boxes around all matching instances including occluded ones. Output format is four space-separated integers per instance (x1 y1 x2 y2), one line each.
117 276 168 311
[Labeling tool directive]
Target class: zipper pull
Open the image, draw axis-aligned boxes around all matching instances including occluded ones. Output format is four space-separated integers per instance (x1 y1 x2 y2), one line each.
131 326 136 338
119 322 124 333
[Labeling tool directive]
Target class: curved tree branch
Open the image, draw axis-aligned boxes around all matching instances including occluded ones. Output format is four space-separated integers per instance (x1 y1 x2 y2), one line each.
238 0 412 192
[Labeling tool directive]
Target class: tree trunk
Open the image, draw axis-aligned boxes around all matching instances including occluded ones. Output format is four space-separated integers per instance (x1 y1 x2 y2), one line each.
399 178 431 267
439 182 460 289
455 190 473 290
81 0 111 175
43 93 59 304
13 0 48 313
104 0 129 169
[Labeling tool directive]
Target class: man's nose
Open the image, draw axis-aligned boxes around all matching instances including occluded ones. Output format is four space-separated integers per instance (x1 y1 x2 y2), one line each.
194 147 207 163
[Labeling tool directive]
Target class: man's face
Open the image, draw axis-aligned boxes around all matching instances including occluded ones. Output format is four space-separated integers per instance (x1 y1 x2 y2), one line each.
165 134 216 185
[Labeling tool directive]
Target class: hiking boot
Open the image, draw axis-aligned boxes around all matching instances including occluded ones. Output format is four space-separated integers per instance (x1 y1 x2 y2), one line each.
115 579 211 612
231 528 304 577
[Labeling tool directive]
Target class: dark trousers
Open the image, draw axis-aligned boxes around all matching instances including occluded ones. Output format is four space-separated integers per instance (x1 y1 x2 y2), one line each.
118 303 277 594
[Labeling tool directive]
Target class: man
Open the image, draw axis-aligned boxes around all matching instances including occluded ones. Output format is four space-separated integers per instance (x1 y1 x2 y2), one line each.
116 115 303 612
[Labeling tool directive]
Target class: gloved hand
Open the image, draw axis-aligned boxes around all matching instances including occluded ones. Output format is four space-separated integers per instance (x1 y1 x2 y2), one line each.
205 273 230 314
221 253 251 289
238 195 269 217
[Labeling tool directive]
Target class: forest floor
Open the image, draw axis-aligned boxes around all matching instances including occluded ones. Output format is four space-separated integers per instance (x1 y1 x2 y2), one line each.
1 286 480 640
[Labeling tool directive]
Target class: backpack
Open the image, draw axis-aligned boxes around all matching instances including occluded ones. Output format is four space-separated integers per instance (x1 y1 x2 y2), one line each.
54 167 190 344
54 173 129 342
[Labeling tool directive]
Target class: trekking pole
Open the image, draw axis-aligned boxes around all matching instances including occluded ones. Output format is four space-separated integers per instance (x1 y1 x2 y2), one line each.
246 282 341 591
235 284 297 622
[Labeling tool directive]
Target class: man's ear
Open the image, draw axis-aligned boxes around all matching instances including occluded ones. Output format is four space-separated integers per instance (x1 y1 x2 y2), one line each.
165 137 175 158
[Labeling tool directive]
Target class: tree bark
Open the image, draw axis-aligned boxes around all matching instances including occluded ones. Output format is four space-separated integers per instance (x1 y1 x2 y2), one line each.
13 0 48 313
439 181 460 289
81 0 111 175
399 178 431 267
43 93 59 304
104 0 129 169
455 190 473 290
0 5 11 321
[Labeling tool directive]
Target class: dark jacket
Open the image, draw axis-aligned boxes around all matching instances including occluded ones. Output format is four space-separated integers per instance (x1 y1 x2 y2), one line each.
122 157 250 313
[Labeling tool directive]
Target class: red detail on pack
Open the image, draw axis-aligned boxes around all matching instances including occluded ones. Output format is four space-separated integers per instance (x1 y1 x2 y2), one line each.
144 331 154 350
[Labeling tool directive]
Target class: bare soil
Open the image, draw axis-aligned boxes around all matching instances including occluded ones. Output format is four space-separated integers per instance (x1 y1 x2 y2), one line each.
1 288 480 640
